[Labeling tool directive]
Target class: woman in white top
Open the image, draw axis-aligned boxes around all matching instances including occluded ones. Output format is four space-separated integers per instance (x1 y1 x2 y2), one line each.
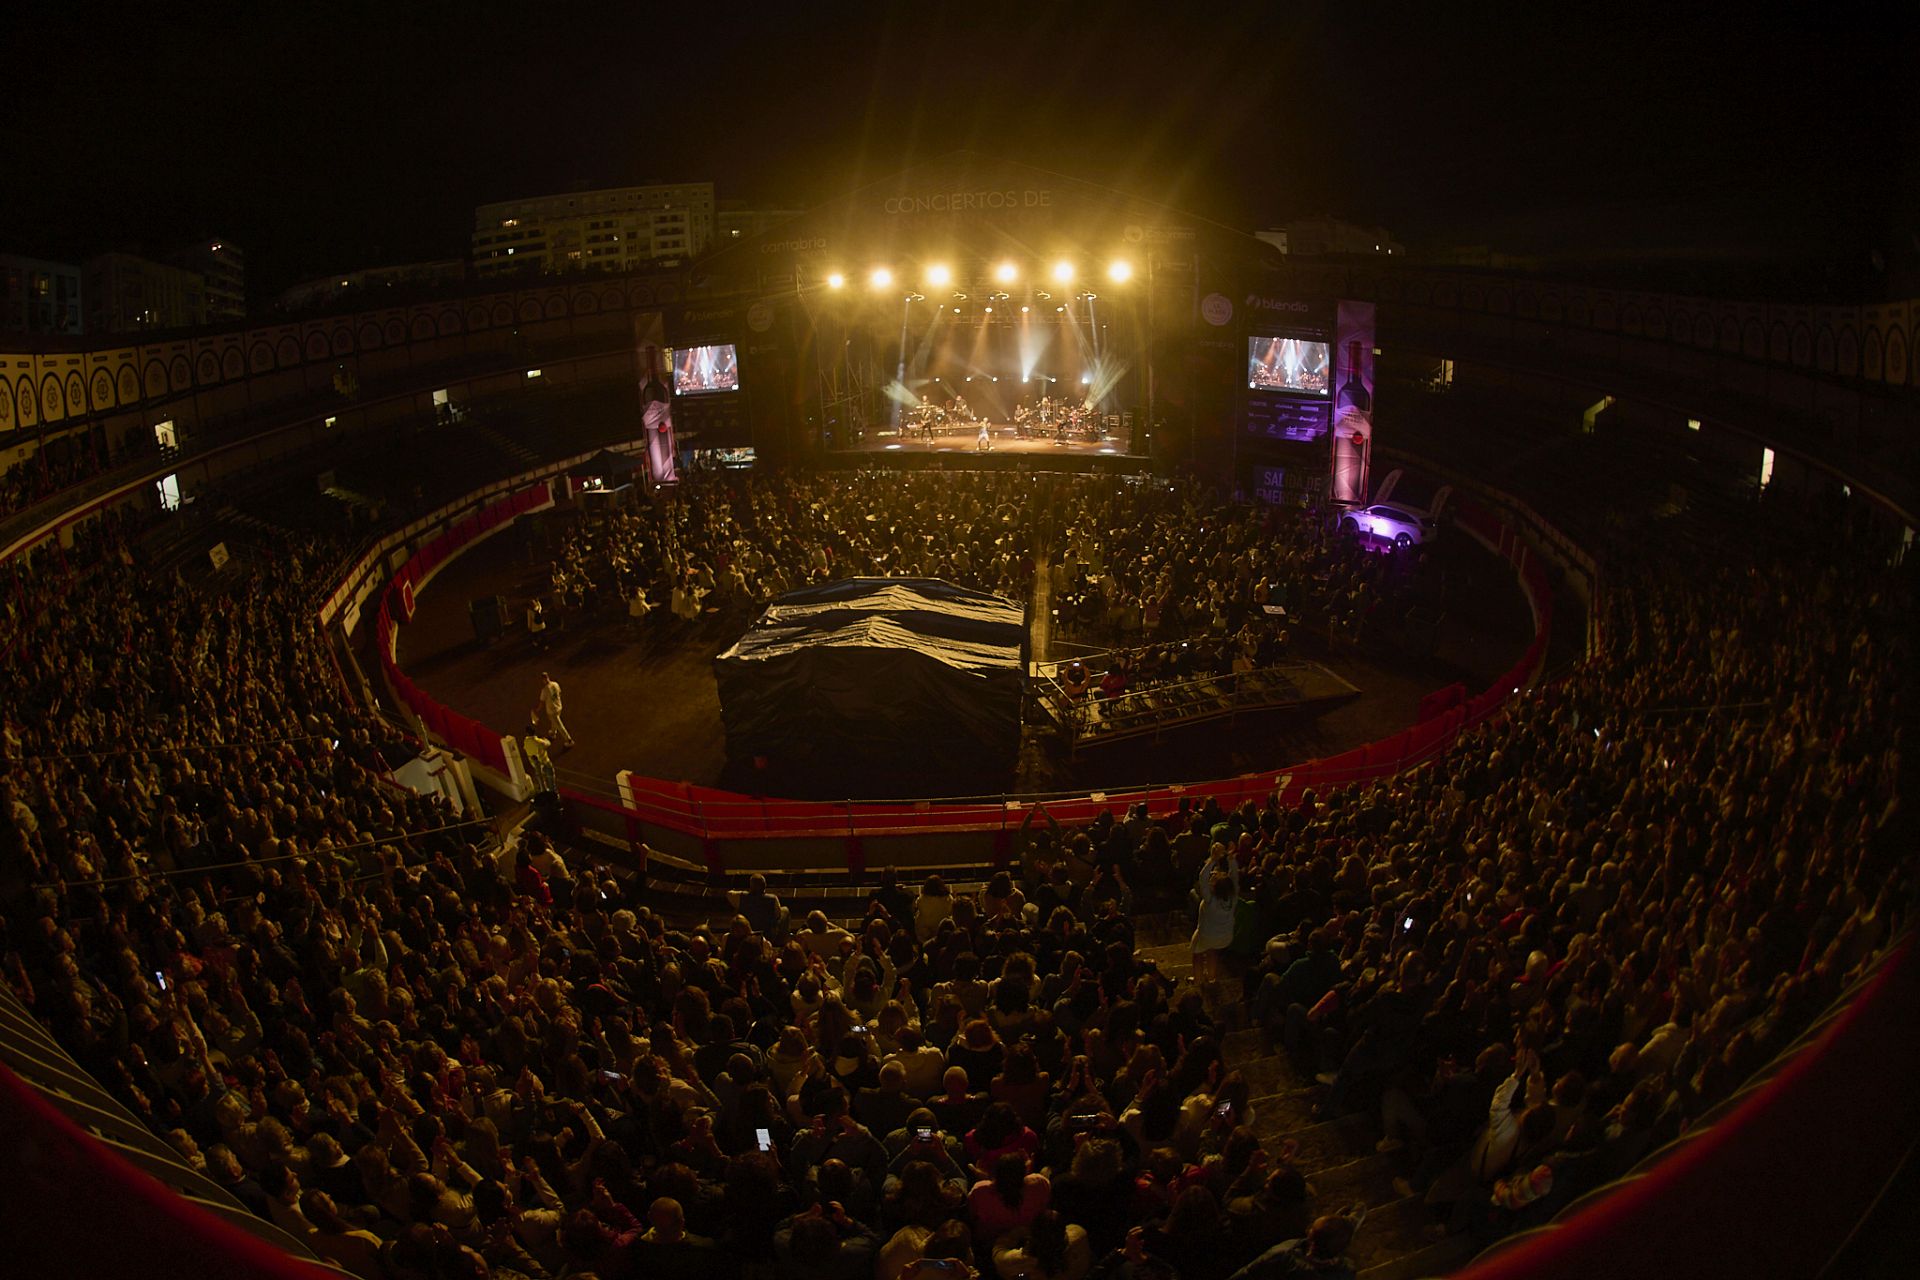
1190 858 1242 984
913 874 955 940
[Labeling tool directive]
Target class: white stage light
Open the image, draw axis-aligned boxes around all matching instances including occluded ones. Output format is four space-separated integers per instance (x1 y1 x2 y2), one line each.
1107 260 1133 283
870 267 893 289
926 263 952 287
1081 373 1092 384
995 261 1018 283
1051 260 1074 284
1020 305 1030 314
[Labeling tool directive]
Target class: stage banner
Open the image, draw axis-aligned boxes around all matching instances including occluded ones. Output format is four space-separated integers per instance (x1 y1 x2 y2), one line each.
1331 300 1376 503
635 311 679 485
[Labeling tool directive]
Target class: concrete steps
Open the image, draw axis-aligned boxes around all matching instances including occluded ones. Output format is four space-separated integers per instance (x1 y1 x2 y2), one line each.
1347 1194 1458 1274
1162 964 1475 1278
1358 1234 1478 1280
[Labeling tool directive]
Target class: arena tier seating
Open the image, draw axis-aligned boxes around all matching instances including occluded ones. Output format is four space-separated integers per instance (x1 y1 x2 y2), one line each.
0 447 1911 1280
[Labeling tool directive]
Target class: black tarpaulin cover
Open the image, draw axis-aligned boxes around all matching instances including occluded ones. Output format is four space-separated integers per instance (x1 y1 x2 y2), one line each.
714 578 1026 770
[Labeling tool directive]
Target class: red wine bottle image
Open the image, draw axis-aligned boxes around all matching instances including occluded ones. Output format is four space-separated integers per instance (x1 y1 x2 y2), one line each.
1337 340 1370 416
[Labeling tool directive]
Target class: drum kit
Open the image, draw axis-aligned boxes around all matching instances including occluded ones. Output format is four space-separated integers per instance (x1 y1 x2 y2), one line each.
1013 396 1103 443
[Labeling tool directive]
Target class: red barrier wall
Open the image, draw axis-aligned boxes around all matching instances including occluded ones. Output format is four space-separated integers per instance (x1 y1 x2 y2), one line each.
0 1062 338 1280
377 481 552 775
1458 939 1920 1280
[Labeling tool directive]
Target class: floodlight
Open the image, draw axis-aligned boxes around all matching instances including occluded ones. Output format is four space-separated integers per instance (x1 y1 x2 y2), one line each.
869 267 893 289
826 272 845 289
994 261 1018 283
1051 260 1074 284
926 263 952 287
1107 260 1133 283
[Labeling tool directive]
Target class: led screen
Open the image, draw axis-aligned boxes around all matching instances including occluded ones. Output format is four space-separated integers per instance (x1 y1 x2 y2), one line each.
672 344 740 395
1248 336 1330 395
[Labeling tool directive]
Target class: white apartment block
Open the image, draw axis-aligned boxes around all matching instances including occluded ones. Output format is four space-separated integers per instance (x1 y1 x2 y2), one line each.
472 183 715 277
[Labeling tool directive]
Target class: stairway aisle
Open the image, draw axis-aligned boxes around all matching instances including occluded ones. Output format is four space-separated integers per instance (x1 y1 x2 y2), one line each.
1131 915 1478 1278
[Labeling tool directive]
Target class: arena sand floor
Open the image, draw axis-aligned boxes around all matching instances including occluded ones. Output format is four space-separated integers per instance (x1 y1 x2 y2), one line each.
392 513 1540 803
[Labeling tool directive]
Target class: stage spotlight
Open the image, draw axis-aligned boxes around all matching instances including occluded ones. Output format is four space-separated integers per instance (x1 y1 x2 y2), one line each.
1055 305 1065 313
1107 260 1133 283
1051 260 1074 284
994 261 1018 283
1081 373 1092 384
1020 306 1029 314
869 267 893 289
826 272 845 289
984 306 993 314
926 263 952 287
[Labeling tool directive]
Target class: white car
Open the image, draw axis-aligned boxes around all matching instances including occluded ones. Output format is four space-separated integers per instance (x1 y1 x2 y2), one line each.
1340 502 1435 548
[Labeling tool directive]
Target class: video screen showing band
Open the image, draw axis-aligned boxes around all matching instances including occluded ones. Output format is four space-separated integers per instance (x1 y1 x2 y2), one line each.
1248 336 1330 395
672 344 741 395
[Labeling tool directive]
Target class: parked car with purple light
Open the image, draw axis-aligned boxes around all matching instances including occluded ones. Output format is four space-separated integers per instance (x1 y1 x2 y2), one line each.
1340 501 1436 548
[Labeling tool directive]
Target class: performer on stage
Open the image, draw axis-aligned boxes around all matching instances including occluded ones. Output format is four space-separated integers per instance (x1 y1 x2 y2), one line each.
976 419 992 452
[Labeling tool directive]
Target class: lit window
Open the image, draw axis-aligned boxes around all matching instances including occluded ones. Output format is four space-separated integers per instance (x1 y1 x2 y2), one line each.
1687 418 1701 431
526 369 543 379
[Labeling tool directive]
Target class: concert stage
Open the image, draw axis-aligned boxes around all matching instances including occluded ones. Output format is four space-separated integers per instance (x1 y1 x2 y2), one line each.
837 421 1134 457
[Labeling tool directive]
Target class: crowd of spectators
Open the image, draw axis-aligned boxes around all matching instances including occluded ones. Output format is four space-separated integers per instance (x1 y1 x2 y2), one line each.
548 470 1049 629
542 470 1419 676
0 469 1909 1280
0 443 115 520
1042 478 1417 652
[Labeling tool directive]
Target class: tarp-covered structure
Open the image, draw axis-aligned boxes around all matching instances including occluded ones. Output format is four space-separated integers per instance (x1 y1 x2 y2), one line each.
715 578 1026 774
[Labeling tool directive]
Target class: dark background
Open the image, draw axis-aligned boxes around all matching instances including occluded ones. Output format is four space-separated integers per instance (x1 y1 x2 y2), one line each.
3 0 1913 300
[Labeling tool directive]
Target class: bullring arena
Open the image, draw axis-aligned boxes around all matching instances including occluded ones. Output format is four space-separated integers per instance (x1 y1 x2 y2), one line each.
0 152 1915 1280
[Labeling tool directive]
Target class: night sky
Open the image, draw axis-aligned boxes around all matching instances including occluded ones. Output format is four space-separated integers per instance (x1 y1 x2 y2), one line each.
2 0 1912 299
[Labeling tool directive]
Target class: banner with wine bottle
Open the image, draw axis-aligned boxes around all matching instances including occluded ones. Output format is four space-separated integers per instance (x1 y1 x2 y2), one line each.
1331 300 1376 504
635 310 680 486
